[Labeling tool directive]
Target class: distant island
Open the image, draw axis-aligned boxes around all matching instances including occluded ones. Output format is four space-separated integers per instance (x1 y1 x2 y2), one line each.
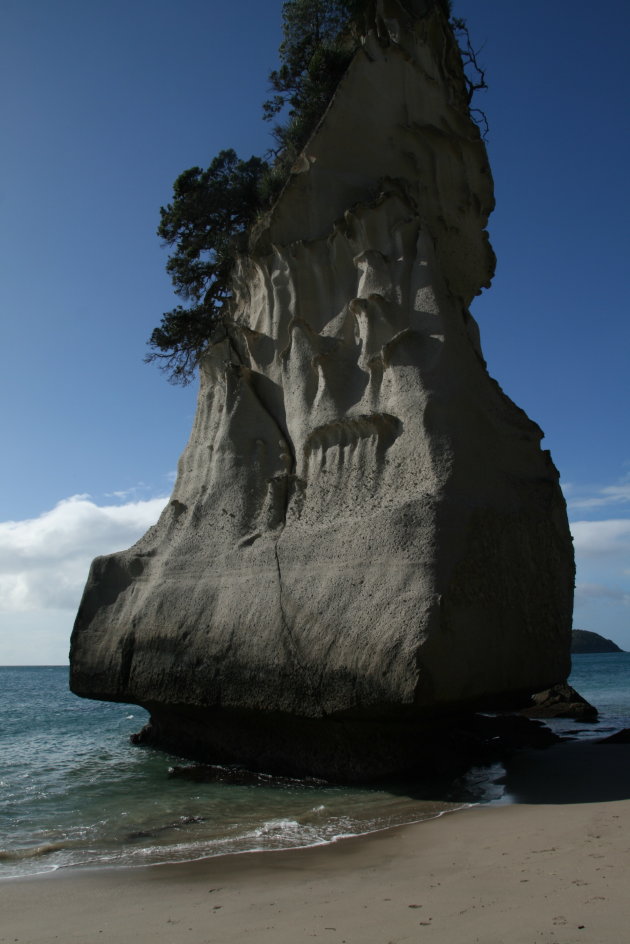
572 629 624 653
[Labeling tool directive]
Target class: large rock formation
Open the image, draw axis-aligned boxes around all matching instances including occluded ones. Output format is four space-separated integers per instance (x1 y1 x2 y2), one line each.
70 0 574 780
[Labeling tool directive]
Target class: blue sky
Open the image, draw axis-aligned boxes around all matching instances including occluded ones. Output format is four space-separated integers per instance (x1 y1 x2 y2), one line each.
1 0 628 663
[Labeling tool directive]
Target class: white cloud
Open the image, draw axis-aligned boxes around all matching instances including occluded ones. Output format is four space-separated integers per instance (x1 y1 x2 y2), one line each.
0 494 168 613
568 477 630 510
570 519 630 557
0 610 75 665
104 482 154 501
574 582 630 605
571 517 630 647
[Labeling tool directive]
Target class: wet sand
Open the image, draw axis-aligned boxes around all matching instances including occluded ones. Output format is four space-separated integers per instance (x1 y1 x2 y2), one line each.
2 740 629 944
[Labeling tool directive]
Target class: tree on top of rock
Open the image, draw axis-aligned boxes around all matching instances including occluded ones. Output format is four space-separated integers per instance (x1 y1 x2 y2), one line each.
146 150 268 385
148 0 361 385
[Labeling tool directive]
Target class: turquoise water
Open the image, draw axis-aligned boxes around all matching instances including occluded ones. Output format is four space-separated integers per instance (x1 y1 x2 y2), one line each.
568 651 630 733
1 654 628 878
0 667 465 878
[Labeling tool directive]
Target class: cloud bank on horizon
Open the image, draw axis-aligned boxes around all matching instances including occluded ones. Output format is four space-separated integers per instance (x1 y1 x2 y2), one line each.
0 483 628 664
0 494 168 664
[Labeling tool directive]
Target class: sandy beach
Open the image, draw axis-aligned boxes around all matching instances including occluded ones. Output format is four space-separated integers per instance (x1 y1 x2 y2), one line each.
2 740 629 944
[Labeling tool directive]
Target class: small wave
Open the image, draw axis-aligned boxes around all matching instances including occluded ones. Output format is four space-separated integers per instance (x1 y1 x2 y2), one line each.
151 804 475 867
0 841 66 861
250 818 303 838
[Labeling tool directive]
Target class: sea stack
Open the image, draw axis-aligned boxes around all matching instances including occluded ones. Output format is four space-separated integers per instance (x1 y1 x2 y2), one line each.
70 0 574 780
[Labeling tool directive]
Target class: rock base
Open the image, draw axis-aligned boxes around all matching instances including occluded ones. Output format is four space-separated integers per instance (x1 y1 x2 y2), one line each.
130 702 562 783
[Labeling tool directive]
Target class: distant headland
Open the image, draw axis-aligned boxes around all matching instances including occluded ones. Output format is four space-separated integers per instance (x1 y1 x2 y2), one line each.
572 629 624 653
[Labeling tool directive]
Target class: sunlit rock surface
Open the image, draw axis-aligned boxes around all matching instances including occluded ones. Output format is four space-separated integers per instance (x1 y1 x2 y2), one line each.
70 0 574 780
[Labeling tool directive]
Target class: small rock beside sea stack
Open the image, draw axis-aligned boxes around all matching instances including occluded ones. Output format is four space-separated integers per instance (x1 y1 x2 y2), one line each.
521 683 598 722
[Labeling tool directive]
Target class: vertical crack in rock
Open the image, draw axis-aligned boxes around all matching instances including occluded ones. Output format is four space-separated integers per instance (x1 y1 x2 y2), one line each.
272 528 306 674
226 323 307 673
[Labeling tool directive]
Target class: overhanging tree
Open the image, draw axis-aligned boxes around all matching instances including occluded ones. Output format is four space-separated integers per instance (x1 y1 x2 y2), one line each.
148 1 362 384
146 149 268 384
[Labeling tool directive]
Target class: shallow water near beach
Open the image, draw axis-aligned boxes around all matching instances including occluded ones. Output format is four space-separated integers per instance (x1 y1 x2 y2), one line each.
1 653 628 878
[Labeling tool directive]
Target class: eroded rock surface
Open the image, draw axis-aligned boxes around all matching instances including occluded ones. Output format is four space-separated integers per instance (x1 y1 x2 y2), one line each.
70 0 574 780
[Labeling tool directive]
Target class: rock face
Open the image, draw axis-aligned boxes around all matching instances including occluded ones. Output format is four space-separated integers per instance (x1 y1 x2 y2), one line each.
70 0 574 780
571 630 623 654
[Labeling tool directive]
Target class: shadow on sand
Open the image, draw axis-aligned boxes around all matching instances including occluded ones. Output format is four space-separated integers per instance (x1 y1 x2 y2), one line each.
503 739 630 804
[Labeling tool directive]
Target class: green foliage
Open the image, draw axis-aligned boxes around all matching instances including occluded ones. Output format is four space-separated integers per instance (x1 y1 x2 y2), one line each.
146 150 268 384
263 1 358 173
149 1 363 384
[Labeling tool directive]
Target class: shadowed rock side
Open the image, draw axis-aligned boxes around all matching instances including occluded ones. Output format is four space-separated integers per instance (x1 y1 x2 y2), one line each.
70 0 574 780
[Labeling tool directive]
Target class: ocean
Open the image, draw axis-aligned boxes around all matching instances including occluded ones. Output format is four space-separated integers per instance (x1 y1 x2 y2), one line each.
1 653 628 879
